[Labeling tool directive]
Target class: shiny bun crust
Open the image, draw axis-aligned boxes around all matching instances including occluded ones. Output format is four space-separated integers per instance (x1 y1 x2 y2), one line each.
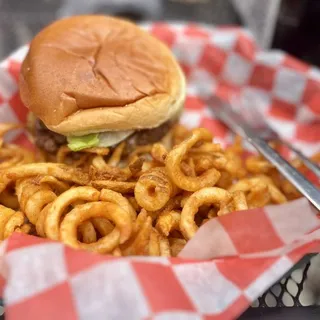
19 15 186 136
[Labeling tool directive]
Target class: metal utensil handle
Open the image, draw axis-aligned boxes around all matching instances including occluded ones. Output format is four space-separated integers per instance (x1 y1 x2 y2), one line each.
214 101 320 211
250 137 320 211
280 140 320 179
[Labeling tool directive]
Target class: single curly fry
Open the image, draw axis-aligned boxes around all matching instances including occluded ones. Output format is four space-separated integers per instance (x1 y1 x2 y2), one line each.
165 128 221 191
45 186 100 241
156 210 181 237
135 167 177 211
60 202 130 253
180 187 232 239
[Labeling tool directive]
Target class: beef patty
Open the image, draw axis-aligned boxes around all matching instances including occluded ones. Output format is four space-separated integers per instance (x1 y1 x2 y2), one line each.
34 118 175 154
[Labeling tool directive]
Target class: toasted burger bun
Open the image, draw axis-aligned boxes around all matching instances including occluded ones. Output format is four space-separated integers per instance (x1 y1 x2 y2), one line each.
20 15 185 136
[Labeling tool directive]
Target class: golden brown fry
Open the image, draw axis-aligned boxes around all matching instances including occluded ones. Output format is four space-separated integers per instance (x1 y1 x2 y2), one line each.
166 128 221 191
229 175 287 205
108 142 126 166
135 167 177 211
78 221 97 244
122 216 152 256
112 247 122 257
217 190 248 216
169 238 186 257
38 176 69 194
128 196 140 212
100 189 136 221
149 228 160 256
45 186 100 240
0 205 29 240
0 188 19 209
60 202 132 253
159 235 171 257
245 155 274 174
16 178 57 225
3 211 25 239
0 163 89 193
91 180 136 193
156 210 181 237
246 183 271 209
92 218 114 236
89 164 132 181
128 145 153 163
180 187 232 239
151 143 168 163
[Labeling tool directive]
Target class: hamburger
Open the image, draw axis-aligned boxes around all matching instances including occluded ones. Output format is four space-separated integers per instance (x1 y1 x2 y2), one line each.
19 15 186 153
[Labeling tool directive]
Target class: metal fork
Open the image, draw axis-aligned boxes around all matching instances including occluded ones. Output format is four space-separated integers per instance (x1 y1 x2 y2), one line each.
230 96 320 178
207 96 320 211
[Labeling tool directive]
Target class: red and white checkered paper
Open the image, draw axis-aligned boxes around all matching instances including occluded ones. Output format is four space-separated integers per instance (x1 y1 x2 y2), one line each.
0 22 320 319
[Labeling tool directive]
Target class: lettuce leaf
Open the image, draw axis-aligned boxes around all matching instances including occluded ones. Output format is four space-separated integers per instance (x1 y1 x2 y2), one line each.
67 133 99 151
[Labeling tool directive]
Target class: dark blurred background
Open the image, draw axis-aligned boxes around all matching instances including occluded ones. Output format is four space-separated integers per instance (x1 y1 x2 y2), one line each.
0 0 320 66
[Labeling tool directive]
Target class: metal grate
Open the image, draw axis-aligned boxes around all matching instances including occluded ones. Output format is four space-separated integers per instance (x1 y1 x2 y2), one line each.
256 261 311 308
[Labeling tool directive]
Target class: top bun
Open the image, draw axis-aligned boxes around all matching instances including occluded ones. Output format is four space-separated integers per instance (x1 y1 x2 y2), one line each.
20 15 185 136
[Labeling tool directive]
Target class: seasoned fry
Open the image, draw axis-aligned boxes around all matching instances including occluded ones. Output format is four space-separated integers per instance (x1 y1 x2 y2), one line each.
135 167 177 211
78 221 97 244
149 228 160 256
169 238 186 257
108 142 126 166
180 187 232 239
45 186 100 240
91 180 136 193
151 143 168 163
166 129 221 191
60 202 132 253
122 216 152 256
0 163 89 193
100 189 136 221
0 205 30 240
156 210 181 237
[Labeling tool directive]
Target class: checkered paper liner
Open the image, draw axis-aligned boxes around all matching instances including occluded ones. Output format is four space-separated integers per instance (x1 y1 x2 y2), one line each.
0 22 320 319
